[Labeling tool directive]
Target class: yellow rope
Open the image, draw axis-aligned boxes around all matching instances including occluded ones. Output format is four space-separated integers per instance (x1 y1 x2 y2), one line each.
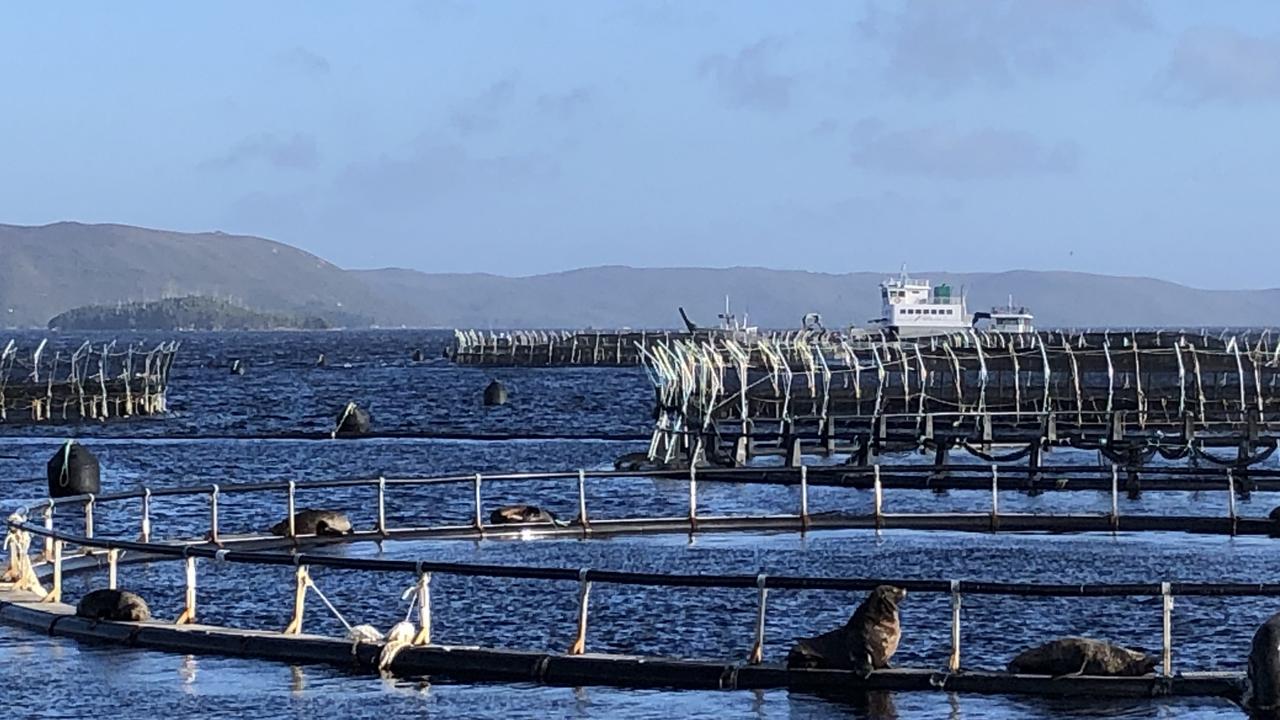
3 517 47 598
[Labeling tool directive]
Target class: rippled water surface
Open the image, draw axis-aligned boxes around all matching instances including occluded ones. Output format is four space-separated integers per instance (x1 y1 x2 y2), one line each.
0 331 1269 718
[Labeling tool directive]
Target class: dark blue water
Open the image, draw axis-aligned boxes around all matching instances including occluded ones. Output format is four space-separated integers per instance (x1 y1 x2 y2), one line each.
0 331 1264 718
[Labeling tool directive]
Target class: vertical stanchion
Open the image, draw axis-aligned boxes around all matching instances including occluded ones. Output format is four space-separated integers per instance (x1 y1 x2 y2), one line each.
688 463 698 531
576 470 590 530
799 465 809 531
949 580 962 672
43 505 53 559
83 494 95 541
1161 582 1173 677
209 484 220 545
44 540 62 603
1110 465 1120 531
568 568 592 655
283 564 308 635
286 481 297 538
376 476 387 537
1227 469 1238 535
107 548 119 590
413 571 432 645
176 555 197 624
140 489 151 543
989 465 999 531
748 573 769 664
873 464 883 530
473 473 484 530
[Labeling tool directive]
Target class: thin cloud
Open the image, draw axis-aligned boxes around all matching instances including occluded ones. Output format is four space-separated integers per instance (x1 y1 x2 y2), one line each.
536 86 595 119
699 37 794 111
450 76 518 136
200 133 320 171
850 121 1078 179
1159 27 1280 104
279 46 331 76
860 0 1151 93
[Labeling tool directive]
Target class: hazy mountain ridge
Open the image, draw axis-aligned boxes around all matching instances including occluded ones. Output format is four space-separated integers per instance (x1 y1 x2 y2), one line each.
3 222 1278 329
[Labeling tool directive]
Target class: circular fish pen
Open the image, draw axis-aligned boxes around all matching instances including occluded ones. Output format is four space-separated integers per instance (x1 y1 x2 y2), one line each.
2 463 1277 704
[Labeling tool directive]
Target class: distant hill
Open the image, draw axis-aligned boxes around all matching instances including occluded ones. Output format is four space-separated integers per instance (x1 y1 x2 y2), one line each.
4 221 1280 329
48 296 330 331
353 266 1280 329
0 222 411 328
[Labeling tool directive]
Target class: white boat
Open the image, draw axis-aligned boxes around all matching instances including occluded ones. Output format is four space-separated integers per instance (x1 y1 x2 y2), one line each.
868 269 1034 338
985 296 1035 334
869 270 971 338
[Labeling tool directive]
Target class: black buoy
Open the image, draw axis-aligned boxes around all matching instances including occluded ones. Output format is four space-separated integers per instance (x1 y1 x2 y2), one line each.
47 441 101 498
230 359 245 375
411 349 425 362
334 401 372 436
483 380 508 406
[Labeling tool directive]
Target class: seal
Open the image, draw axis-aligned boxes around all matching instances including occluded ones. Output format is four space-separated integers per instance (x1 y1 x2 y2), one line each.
489 504 562 525
76 589 151 622
1006 637 1156 676
787 585 906 675
270 509 354 537
1247 611 1280 711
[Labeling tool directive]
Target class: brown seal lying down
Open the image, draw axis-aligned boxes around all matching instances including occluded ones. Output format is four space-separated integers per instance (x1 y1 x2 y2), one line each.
269 509 353 536
489 504 562 525
787 585 907 675
1007 637 1156 676
76 589 151 622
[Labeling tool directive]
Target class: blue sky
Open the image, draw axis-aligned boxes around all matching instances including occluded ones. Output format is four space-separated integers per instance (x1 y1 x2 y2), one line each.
3 1 1280 287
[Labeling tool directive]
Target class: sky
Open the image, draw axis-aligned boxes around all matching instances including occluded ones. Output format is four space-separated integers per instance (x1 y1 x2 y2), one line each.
3 1 1280 287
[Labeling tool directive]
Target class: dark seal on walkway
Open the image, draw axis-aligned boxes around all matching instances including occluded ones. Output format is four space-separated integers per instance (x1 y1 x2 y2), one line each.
47 440 101 498
489 504 560 525
270 509 353 536
483 380 508 406
1247 611 1280 711
1006 637 1156 676
76 589 151 622
787 585 906 675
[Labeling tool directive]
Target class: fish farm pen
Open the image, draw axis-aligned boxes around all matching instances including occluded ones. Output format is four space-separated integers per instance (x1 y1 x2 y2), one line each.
0 339 179 423
0 467 1275 700
635 329 1280 472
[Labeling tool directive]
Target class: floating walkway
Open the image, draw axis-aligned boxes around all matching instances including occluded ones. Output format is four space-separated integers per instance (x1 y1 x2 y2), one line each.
0 468 1272 702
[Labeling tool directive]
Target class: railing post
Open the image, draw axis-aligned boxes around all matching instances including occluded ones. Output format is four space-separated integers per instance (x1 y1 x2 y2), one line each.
873 464 883 530
1227 469 1238 535
286 481 297 538
43 504 53 559
473 473 484 530
949 580 962 672
83 494 95 541
176 555 197 624
283 564 308 635
989 465 1000 530
799 465 809 531
376 476 387 536
412 571 432 645
1110 465 1120 531
1161 582 1173 677
568 568 592 655
43 539 62 603
748 573 768 664
140 488 151 543
688 463 698 531
576 469 590 530
209 484 220 545
107 548 119 590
